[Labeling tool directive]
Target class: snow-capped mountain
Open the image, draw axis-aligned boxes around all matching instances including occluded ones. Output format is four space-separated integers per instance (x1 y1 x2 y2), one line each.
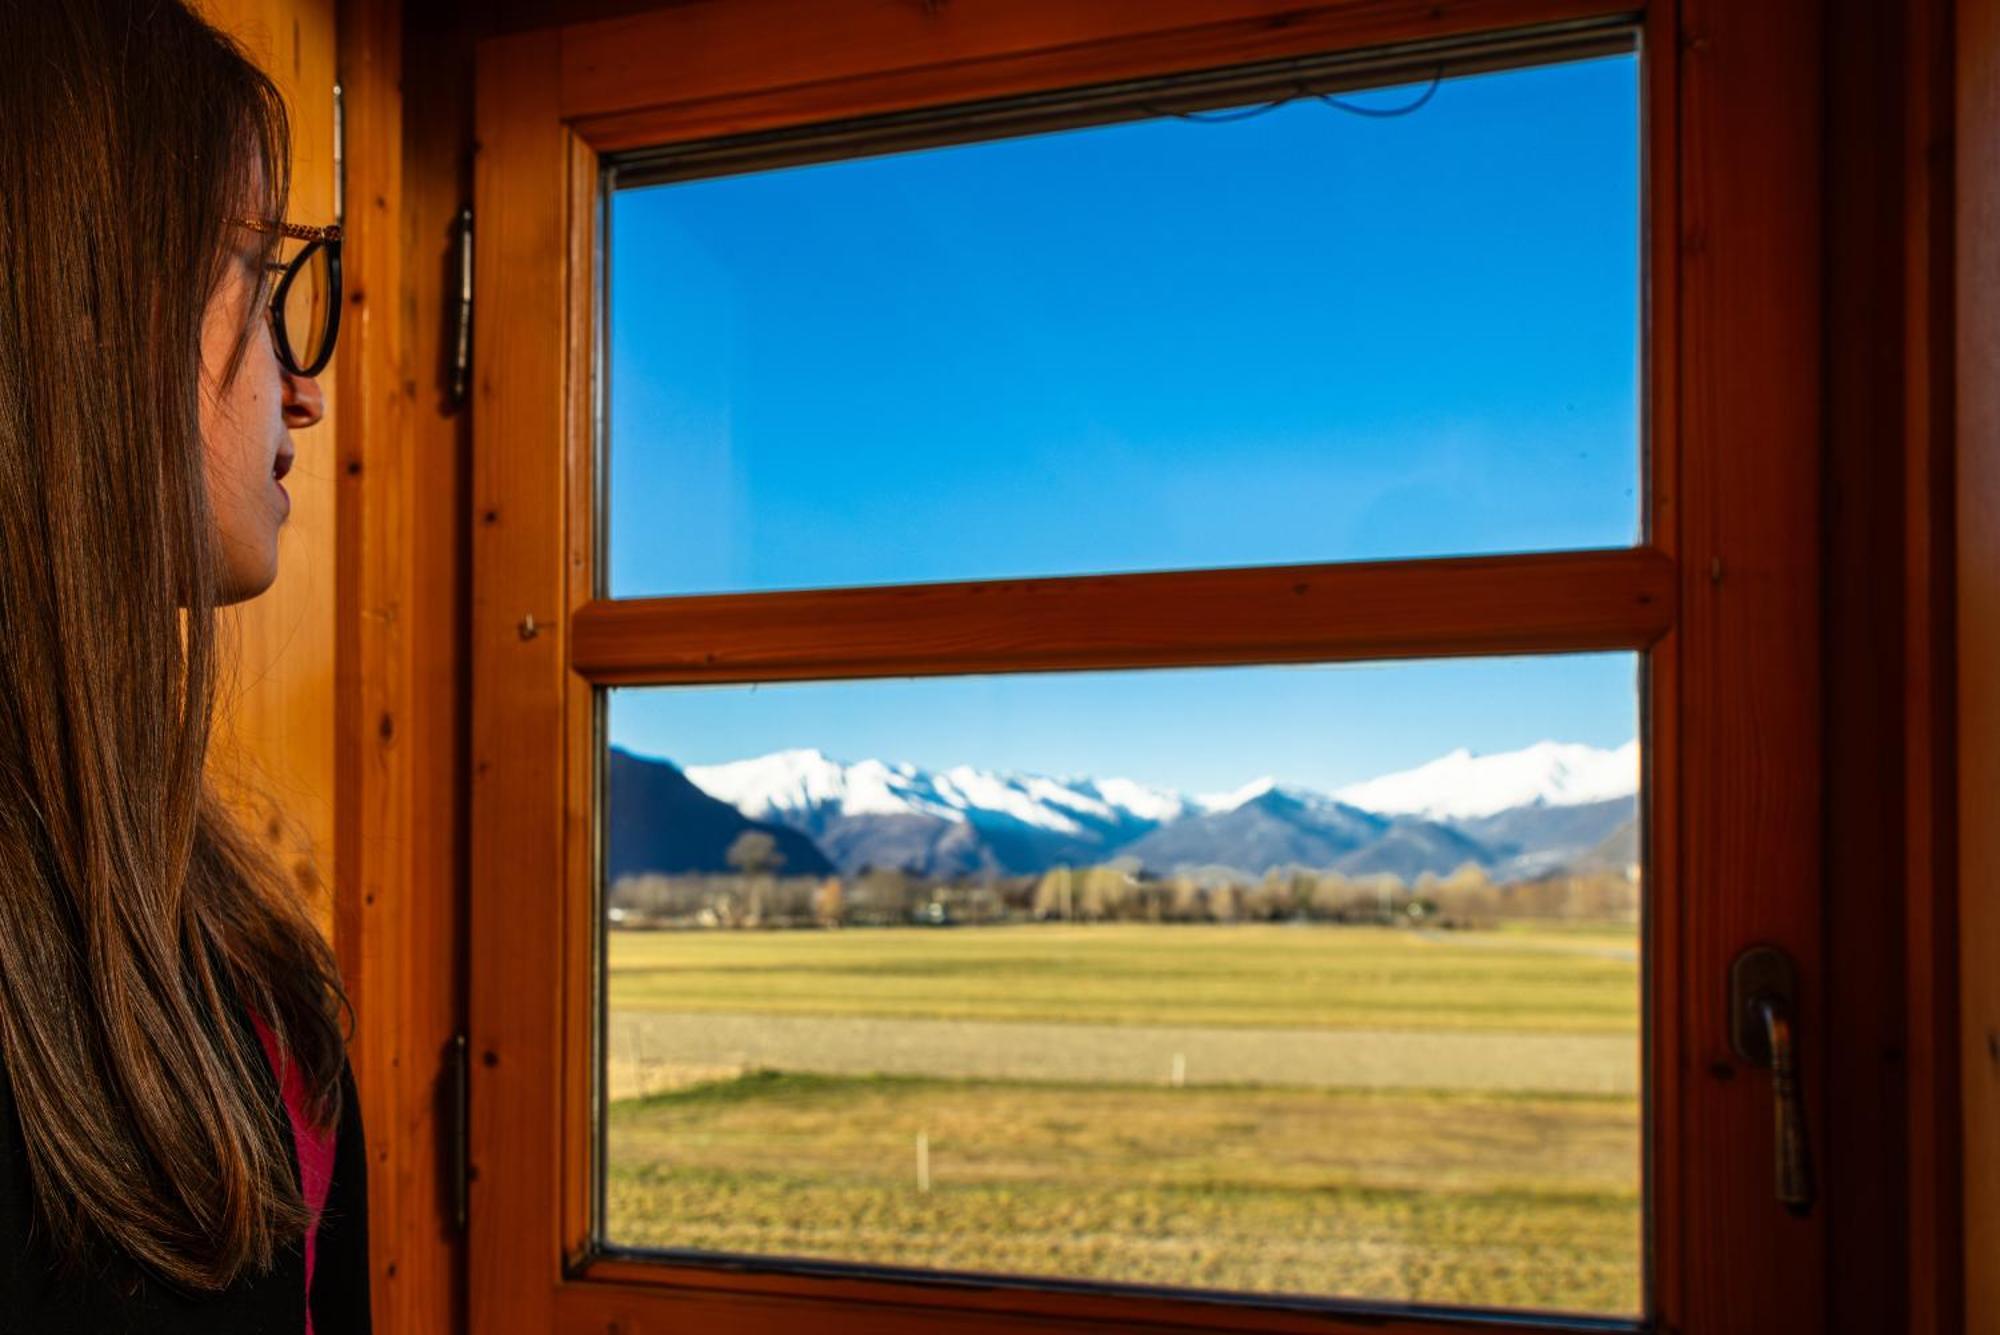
605 748 833 880
1332 740 1640 821
685 748 1188 838
609 740 1640 882
679 748 1185 878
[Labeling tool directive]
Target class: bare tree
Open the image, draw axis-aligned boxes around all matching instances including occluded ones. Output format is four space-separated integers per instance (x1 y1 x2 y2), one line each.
725 830 784 876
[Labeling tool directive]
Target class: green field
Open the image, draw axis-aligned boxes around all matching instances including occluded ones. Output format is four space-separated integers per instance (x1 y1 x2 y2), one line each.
605 922 1640 1032
603 923 1643 1315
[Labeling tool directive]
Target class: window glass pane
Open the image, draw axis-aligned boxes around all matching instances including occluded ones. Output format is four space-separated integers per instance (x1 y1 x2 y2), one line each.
605 52 1640 597
600 655 1643 1315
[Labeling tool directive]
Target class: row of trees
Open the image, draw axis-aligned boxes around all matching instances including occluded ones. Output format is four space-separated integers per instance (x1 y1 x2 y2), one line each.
607 852 1638 931
1027 862 1637 926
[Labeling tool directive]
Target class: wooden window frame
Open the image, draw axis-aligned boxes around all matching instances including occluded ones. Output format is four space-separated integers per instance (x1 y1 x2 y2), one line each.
468 2 1826 1332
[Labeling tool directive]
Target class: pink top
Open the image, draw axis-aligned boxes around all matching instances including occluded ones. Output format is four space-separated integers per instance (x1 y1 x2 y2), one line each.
248 1010 336 1334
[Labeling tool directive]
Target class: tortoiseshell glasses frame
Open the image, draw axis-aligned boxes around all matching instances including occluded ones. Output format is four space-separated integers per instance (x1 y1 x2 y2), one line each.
235 216 343 378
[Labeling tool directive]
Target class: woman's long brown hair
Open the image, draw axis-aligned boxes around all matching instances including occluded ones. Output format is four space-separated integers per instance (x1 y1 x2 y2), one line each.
0 0 351 1294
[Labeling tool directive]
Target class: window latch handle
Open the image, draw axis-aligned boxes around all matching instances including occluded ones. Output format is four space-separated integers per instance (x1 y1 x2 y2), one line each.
1729 945 1815 1216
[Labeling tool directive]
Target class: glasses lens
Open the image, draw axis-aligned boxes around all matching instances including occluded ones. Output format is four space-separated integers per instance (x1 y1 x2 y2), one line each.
281 243 334 371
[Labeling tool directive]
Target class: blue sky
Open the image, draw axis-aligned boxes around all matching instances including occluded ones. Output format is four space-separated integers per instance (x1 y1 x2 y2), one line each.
605 53 1641 786
609 655 1638 796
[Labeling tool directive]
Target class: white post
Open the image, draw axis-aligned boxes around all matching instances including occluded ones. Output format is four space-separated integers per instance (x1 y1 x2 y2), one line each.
1170 1052 1186 1088
916 1130 931 1193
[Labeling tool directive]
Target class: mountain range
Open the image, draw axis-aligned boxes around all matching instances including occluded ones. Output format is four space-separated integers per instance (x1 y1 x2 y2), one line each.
607 740 1640 885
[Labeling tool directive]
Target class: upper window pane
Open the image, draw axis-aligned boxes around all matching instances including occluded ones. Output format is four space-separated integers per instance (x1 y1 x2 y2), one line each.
605 52 1640 598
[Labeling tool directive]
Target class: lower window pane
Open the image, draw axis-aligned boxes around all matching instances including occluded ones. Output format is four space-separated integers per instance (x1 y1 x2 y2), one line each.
600 656 1642 1315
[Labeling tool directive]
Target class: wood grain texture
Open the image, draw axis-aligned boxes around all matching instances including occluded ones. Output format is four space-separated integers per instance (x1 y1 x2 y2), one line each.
393 1 479 1330
468 26 571 1335
1958 0 2000 1326
558 0 1636 153
1674 0 1827 1330
333 0 471 1331
570 549 1677 686
559 127 602 1270
197 0 341 936
333 6 410 1335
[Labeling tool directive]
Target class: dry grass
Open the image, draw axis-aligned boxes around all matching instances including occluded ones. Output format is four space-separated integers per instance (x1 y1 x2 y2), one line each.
603 1012 1638 1101
602 923 1644 1313
607 1073 1641 1314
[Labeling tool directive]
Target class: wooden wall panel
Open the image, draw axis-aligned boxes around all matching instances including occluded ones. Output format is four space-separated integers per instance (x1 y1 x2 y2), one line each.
331 1 462 1333
197 0 342 936
195 5 472 1334
384 1 478 1330
331 0 479 1331
334 1 478 1332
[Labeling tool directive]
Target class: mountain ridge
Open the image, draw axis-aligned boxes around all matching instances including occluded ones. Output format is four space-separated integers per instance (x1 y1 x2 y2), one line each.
610 740 1638 884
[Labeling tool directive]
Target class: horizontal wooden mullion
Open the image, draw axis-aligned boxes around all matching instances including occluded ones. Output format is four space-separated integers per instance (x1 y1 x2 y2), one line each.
569 548 1675 686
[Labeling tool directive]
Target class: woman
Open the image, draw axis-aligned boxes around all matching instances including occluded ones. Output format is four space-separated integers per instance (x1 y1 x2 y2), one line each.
0 2 368 1331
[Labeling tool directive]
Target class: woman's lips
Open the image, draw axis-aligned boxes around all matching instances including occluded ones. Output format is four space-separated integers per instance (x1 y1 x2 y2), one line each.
273 446 295 481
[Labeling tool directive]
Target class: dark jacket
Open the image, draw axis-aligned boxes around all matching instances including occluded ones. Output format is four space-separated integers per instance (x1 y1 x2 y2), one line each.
0 998 371 1334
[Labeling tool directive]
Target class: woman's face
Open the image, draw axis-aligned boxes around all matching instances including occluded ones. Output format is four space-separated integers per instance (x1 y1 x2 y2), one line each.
197 225 323 604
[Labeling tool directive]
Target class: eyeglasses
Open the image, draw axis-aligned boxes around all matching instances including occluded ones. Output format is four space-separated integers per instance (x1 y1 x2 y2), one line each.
235 217 343 378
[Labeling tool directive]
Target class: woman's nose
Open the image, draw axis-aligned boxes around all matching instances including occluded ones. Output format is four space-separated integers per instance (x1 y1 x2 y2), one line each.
282 370 325 430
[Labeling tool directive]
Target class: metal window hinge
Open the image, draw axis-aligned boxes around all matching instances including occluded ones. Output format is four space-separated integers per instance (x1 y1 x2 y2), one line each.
450 207 474 409
332 81 346 227
445 1031 470 1232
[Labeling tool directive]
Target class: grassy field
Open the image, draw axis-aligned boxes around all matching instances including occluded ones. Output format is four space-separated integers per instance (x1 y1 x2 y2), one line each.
604 1010 1638 1100
603 923 1642 1315
606 922 1640 1032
